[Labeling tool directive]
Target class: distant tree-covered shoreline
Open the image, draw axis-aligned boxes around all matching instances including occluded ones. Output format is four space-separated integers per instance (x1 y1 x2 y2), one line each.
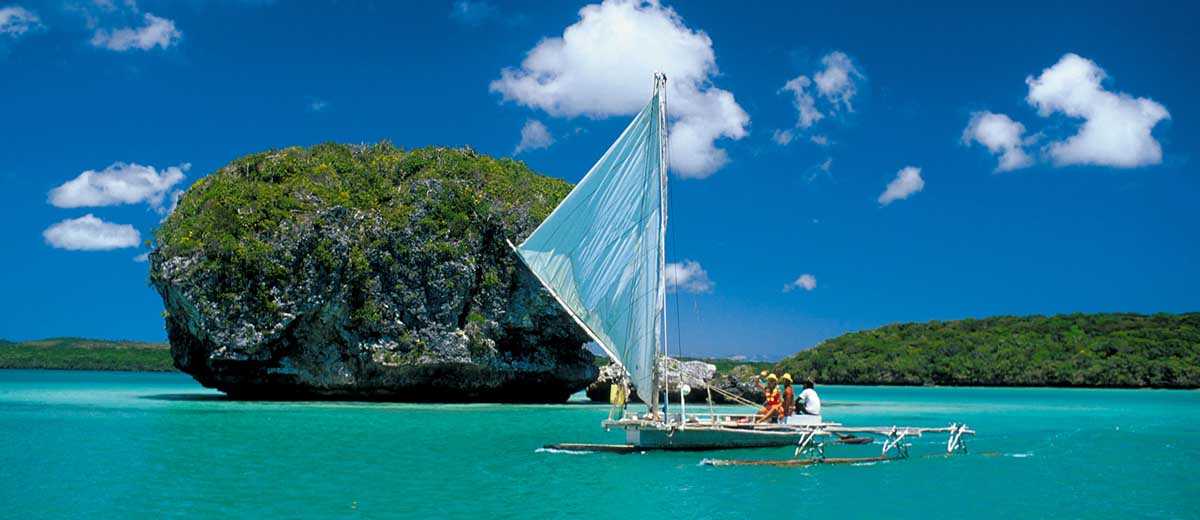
0 338 173 372
778 313 1200 389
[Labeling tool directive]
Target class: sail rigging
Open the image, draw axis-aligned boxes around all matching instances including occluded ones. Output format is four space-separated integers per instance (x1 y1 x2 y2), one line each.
514 74 669 404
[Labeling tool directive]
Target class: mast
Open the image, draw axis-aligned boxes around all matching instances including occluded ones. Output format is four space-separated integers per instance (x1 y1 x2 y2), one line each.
654 72 669 421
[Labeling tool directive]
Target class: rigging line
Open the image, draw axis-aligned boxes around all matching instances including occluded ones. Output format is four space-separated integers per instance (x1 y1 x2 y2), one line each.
706 384 762 410
667 155 684 362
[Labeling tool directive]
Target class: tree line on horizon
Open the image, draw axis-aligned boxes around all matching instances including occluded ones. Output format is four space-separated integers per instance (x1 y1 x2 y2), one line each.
0 338 173 372
778 312 1200 388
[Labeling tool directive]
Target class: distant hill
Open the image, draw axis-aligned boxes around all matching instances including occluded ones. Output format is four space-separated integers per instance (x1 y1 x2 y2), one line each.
0 338 173 372
778 313 1200 389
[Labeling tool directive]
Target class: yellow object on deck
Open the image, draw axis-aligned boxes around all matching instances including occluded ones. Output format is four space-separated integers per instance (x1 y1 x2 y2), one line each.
610 384 626 406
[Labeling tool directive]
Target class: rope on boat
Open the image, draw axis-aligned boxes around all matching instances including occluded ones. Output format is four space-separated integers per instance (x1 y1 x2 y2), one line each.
706 385 715 417
703 383 761 410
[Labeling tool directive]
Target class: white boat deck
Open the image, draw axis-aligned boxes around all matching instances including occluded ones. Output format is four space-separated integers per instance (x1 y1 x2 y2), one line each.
602 415 976 438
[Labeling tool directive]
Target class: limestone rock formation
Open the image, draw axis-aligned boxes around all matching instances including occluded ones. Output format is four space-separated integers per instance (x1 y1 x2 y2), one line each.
150 143 596 402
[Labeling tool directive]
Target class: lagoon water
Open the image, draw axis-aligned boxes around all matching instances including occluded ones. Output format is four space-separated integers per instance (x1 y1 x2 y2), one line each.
1 370 1197 519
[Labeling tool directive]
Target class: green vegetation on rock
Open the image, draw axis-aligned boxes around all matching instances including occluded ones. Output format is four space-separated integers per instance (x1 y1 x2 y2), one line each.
154 143 571 323
0 338 173 371
779 313 1200 388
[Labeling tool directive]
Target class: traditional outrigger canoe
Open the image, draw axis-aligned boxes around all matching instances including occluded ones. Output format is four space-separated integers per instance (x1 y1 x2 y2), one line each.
514 74 976 463
550 414 974 464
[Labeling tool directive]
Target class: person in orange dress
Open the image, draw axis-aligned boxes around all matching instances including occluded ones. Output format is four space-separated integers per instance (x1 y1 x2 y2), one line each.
754 372 783 423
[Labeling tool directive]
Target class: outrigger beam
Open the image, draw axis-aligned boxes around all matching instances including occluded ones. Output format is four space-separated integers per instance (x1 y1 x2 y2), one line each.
946 423 970 454
880 428 910 459
695 422 976 467
793 428 821 459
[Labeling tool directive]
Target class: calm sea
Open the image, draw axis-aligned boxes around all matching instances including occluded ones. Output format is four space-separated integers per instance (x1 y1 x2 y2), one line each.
0 370 1196 519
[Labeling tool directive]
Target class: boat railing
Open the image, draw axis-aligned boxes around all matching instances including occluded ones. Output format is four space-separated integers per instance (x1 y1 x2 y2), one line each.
608 412 835 429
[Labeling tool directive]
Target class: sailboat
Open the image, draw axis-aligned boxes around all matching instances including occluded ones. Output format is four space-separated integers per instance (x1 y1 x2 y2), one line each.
512 74 974 459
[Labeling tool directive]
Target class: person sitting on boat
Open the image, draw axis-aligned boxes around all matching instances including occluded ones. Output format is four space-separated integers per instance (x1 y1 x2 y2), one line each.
780 373 795 417
753 372 784 423
796 380 821 416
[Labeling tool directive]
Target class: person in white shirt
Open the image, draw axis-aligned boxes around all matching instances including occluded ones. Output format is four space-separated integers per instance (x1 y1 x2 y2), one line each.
797 380 821 415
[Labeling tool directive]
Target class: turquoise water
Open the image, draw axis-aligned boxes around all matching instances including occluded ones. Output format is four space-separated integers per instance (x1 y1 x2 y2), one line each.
1 370 1197 519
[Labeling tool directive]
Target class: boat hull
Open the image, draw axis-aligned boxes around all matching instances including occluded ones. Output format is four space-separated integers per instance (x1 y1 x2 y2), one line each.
616 424 807 450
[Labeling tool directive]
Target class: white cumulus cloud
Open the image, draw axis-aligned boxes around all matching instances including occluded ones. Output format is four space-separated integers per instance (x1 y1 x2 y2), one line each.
49 162 188 210
665 260 713 293
776 51 864 145
962 111 1034 172
780 75 822 129
489 0 749 178
784 273 816 292
878 166 923 206
514 119 554 154
90 12 180 51
0 5 40 36
43 214 141 251
1025 53 1169 168
813 51 864 113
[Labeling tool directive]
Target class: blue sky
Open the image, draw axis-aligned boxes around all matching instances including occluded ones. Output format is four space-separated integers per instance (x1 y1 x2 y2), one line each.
1 0 1196 359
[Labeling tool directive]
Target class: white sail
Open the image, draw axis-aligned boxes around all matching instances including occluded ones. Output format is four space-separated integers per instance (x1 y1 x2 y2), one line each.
515 75 668 404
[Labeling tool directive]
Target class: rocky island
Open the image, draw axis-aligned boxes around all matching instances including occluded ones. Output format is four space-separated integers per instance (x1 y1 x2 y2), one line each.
150 143 596 402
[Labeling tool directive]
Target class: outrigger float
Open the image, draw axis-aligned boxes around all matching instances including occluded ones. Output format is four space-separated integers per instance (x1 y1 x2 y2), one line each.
514 74 977 465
